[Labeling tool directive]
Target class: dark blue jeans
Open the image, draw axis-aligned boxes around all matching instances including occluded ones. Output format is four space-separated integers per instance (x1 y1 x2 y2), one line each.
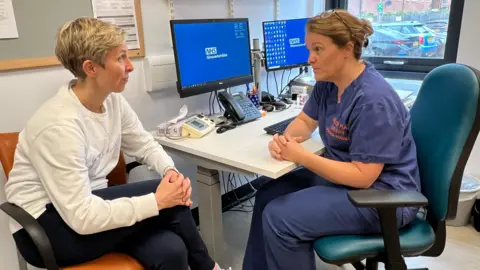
242 168 414 270
13 179 215 270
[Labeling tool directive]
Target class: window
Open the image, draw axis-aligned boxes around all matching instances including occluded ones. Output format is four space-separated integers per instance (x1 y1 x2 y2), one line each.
326 0 465 76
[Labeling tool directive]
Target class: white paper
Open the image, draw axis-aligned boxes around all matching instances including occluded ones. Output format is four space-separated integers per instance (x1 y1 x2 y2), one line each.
156 105 189 133
168 105 189 124
91 0 140 49
0 0 19 39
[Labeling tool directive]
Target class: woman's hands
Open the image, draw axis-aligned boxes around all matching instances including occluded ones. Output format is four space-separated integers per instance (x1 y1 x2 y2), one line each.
155 170 193 210
268 134 307 163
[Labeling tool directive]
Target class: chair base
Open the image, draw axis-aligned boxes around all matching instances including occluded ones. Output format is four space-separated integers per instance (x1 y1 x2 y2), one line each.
17 250 27 270
350 260 429 270
352 261 365 270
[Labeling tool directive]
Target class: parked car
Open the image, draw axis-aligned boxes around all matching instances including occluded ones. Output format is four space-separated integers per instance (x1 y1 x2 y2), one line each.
425 20 447 56
425 19 448 39
365 28 413 57
373 21 439 57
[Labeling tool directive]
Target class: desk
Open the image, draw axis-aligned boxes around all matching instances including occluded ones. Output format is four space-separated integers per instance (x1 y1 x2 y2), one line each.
395 89 413 101
153 106 325 263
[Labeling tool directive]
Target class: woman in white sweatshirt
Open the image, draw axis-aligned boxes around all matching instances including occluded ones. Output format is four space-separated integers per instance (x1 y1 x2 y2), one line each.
5 17 224 270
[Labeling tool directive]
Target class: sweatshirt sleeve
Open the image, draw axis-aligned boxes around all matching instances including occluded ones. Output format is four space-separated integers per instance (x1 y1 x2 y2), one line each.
30 123 159 235
118 94 176 177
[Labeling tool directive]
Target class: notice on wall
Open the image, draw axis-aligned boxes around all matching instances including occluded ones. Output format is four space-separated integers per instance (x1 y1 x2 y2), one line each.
91 0 140 49
0 0 19 39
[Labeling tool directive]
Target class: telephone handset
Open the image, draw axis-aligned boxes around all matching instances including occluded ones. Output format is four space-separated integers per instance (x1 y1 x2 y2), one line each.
218 91 261 124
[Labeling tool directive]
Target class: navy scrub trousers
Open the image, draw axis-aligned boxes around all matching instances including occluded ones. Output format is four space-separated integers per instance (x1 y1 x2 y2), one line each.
242 168 404 270
13 179 215 270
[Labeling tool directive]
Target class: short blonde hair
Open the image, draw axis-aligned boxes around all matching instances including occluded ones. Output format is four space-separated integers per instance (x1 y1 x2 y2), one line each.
55 17 126 79
307 9 373 60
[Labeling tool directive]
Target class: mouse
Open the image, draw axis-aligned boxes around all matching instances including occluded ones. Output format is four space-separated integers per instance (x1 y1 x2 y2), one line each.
281 97 293 104
271 101 287 110
216 124 236 134
262 104 274 112
216 126 229 134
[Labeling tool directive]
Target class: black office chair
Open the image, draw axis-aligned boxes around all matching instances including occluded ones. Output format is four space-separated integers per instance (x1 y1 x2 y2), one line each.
313 63 480 270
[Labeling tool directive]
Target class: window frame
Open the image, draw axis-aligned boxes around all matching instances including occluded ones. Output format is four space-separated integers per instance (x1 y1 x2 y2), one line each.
325 0 466 77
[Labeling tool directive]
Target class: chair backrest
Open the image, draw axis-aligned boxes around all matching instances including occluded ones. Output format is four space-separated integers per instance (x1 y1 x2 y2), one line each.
410 63 480 224
107 153 128 186
0 132 19 179
0 132 127 186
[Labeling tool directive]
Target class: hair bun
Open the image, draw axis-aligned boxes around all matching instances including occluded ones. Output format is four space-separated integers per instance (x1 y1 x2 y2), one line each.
363 38 369 48
361 18 374 36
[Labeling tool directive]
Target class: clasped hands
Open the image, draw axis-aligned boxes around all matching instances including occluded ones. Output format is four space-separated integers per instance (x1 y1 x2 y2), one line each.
155 169 193 210
268 133 306 163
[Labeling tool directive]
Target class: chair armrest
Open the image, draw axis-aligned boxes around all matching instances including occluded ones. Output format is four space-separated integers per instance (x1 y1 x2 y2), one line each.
347 189 428 208
125 161 143 174
0 202 59 270
346 190 425 269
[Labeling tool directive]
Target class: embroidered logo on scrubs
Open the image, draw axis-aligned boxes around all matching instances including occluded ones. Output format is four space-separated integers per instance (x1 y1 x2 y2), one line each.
326 117 350 141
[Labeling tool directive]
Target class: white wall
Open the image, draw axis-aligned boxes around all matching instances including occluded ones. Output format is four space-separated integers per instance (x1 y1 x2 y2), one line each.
456 0 480 176
0 0 318 269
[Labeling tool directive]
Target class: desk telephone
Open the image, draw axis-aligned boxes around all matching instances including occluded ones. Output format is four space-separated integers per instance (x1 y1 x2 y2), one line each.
218 91 261 124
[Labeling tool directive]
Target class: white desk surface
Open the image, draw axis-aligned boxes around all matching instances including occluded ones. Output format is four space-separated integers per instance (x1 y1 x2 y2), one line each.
153 106 325 179
395 89 413 101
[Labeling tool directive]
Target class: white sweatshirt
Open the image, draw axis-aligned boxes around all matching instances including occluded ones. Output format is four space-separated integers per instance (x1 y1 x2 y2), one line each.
5 80 176 235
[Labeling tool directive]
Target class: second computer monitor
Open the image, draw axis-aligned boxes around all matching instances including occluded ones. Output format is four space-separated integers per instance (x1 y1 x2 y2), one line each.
170 18 253 98
262 18 310 71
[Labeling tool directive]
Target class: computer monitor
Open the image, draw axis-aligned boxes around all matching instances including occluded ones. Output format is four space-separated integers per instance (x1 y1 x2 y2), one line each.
170 18 254 98
262 18 310 71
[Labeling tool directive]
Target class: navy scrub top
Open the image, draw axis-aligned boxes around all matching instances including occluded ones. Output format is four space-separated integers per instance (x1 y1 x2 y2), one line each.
302 61 421 194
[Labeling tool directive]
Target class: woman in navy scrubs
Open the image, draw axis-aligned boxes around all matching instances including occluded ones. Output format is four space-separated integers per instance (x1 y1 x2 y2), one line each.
243 9 421 270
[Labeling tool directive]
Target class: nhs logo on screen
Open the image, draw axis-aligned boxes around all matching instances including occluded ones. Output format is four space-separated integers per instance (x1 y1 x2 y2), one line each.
289 38 300 45
289 38 305 48
205 47 218 56
205 46 228 60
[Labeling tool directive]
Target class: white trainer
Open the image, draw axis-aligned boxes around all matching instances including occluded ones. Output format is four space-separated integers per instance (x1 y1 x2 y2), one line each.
214 263 232 270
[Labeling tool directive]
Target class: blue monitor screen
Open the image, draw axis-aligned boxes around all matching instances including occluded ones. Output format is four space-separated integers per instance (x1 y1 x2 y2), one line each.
263 18 310 71
171 20 253 91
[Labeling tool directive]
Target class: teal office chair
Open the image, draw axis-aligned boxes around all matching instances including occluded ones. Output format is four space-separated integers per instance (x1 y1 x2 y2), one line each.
313 63 480 270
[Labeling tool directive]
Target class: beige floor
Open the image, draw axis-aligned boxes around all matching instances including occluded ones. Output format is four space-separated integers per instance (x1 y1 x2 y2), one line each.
222 208 480 270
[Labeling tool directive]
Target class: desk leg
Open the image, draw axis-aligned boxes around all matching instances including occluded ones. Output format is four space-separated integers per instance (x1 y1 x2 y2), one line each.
196 166 224 263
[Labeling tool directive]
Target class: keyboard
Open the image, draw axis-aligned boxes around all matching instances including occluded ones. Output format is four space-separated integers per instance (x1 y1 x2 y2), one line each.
264 117 295 135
